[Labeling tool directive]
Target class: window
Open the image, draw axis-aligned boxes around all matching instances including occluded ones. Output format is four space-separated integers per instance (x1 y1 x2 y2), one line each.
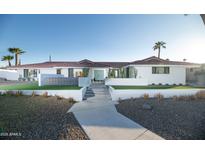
24 69 29 78
30 69 38 77
152 67 170 74
129 66 137 78
75 71 83 77
108 69 120 78
56 69 61 74
115 70 119 78
68 68 74 77
126 67 129 78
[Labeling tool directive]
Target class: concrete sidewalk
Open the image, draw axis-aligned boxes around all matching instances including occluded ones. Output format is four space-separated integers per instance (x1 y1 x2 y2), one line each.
69 102 163 140
68 84 163 140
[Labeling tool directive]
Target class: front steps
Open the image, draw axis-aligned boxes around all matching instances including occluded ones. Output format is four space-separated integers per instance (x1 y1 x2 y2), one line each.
83 87 95 100
83 83 111 101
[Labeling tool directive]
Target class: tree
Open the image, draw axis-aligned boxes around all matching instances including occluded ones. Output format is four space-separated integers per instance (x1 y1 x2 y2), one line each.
8 48 25 66
1 55 14 66
153 41 166 58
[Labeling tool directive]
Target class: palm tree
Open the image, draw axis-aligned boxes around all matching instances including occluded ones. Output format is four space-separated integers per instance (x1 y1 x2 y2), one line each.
1 55 14 66
8 48 25 66
153 41 166 58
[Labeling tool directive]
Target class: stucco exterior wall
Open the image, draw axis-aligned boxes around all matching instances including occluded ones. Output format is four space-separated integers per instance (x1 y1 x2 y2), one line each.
132 65 186 85
0 69 19 80
13 64 187 85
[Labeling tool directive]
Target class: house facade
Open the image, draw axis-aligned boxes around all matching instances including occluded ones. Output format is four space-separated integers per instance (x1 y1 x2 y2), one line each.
7 56 200 86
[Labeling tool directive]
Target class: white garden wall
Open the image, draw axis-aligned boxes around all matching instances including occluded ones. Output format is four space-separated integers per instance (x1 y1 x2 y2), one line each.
78 77 91 87
38 74 64 86
105 78 148 86
109 86 205 101
0 69 19 80
0 87 86 101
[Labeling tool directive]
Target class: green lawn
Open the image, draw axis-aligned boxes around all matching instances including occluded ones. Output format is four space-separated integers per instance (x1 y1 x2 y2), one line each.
0 83 81 90
112 85 205 90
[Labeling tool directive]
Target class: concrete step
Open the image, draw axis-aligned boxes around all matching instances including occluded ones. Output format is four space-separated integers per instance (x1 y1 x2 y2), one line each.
86 91 95 94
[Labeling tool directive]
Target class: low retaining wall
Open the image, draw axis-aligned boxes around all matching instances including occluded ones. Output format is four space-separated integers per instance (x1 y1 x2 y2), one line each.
78 77 91 87
0 87 86 102
105 78 148 86
109 86 205 101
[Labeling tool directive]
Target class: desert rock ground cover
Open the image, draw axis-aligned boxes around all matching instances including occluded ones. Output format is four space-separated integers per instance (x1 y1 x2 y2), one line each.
116 98 205 140
0 95 88 140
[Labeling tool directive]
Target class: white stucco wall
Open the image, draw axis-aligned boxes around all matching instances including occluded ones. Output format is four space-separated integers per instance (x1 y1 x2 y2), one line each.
109 86 205 101
132 65 186 85
105 78 148 86
16 69 24 78
0 69 19 80
39 68 56 74
78 77 91 87
0 88 86 101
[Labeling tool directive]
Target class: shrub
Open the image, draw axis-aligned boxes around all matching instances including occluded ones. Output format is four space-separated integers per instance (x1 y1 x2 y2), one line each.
15 91 23 97
42 92 49 97
55 95 64 100
195 90 205 99
31 91 37 97
0 92 6 96
173 83 177 86
177 95 187 101
173 95 197 101
6 91 15 96
158 83 162 85
179 83 183 86
151 83 155 85
154 93 164 101
165 83 169 86
172 95 178 101
67 97 76 103
188 95 197 101
143 93 149 100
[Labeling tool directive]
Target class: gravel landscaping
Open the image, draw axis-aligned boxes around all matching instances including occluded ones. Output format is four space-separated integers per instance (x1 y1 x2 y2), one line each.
0 95 89 140
116 98 205 140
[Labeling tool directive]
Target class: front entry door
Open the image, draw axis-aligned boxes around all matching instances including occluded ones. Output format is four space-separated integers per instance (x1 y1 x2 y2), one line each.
94 70 104 81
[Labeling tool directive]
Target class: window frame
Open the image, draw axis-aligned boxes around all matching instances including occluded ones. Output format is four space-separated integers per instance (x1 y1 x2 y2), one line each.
56 69 62 75
152 67 170 74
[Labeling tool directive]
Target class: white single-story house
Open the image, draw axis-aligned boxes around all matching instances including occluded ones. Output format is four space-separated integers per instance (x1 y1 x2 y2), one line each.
6 56 200 86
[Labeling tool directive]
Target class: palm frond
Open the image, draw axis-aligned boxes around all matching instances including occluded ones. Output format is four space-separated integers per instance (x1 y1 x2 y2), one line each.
1 55 14 61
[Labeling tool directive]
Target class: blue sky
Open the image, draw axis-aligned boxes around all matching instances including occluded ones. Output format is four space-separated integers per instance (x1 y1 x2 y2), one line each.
0 14 204 66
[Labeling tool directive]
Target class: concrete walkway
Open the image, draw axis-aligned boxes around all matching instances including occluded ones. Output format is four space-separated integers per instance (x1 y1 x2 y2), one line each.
68 84 163 140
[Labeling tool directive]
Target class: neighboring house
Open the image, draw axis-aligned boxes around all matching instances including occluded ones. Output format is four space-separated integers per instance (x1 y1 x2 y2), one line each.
6 56 200 85
186 64 205 86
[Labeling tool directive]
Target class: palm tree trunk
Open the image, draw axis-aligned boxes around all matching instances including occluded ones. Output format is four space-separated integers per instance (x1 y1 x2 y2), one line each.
8 60 11 66
158 47 161 58
15 54 18 66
